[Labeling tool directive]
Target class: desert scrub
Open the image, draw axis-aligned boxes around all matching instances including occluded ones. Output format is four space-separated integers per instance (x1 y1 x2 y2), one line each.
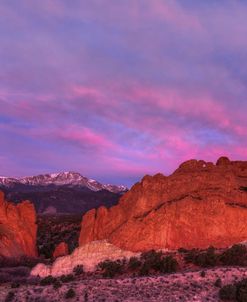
40 275 57 286
184 246 218 267
128 257 142 270
60 274 74 283
5 291 15 302
65 288 76 299
11 282 20 288
73 264 84 275
220 244 247 266
139 250 178 275
219 284 237 300
200 271 206 277
97 259 124 278
214 278 222 288
219 278 247 301
53 279 62 289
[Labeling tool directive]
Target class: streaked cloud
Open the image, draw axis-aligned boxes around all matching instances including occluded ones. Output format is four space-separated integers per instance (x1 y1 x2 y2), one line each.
0 0 247 186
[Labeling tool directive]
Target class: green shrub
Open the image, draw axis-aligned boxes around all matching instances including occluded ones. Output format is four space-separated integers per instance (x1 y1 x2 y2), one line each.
219 284 237 300
11 282 20 288
53 280 62 289
214 278 222 288
162 255 178 273
236 279 247 302
178 247 188 254
184 248 199 263
73 265 84 275
65 288 76 299
139 262 151 276
128 257 142 270
60 274 74 283
185 247 218 267
84 291 88 302
40 275 57 286
139 250 178 275
5 291 15 302
220 244 247 266
200 270 206 277
219 279 247 301
97 259 124 278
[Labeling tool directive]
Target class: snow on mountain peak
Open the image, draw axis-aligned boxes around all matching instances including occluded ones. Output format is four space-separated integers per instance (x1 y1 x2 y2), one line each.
0 172 128 193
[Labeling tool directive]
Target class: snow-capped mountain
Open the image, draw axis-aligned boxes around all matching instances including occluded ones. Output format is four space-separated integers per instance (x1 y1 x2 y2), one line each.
0 172 128 193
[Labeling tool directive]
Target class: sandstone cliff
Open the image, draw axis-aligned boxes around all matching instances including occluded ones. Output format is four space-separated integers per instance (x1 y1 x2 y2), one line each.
79 157 247 252
0 191 37 257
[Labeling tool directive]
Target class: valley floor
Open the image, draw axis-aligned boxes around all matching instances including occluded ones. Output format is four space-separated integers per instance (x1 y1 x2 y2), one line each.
1 266 247 302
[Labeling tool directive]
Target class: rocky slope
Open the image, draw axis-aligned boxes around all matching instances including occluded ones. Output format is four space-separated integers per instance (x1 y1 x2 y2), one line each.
79 157 247 252
0 172 127 214
0 191 37 258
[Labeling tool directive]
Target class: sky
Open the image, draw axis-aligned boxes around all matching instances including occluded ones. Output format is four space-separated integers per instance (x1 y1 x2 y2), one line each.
0 0 247 186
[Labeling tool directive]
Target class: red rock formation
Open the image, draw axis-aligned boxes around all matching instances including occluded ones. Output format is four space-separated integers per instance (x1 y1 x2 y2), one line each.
53 242 69 258
79 157 247 252
0 191 37 257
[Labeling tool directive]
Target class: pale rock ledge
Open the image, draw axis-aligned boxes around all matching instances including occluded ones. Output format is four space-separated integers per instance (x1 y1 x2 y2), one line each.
31 240 138 278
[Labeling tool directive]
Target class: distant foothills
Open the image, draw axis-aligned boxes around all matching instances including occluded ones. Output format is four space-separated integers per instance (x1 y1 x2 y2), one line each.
0 172 128 214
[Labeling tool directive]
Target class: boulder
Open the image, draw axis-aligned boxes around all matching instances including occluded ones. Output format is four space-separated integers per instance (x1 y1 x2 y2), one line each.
53 242 69 258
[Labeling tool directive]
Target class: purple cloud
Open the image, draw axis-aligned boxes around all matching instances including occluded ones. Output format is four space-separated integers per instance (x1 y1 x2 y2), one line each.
0 0 247 186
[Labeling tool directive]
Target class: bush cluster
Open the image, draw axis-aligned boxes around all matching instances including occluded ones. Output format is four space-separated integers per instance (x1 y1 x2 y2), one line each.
60 274 74 283
184 246 218 267
40 275 57 286
65 288 76 299
220 245 247 266
128 257 142 270
97 250 178 278
139 250 178 275
73 264 84 275
219 278 247 301
5 291 15 302
97 259 124 278
39 273 75 287
185 244 247 268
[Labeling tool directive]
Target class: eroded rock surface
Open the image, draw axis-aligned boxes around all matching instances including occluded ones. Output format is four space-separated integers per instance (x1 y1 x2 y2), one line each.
31 240 137 277
79 157 247 252
0 191 37 257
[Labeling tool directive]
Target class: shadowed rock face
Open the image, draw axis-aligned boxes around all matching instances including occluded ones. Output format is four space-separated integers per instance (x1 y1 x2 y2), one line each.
79 157 247 252
0 191 37 258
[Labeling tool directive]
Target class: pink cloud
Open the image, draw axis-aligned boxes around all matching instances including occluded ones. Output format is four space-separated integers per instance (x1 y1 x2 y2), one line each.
149 0 202 30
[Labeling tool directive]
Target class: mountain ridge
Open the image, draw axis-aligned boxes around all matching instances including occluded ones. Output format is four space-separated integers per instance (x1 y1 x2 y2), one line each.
0 171 128 194
0 172 127 214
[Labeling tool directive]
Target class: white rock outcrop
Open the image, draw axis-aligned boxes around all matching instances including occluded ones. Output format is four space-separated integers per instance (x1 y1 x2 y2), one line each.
31 240 137 277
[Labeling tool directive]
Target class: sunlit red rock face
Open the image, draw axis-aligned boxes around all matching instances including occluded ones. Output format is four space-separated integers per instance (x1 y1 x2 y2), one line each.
53 242 69 258
0 191 37 258
79 157 247 252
